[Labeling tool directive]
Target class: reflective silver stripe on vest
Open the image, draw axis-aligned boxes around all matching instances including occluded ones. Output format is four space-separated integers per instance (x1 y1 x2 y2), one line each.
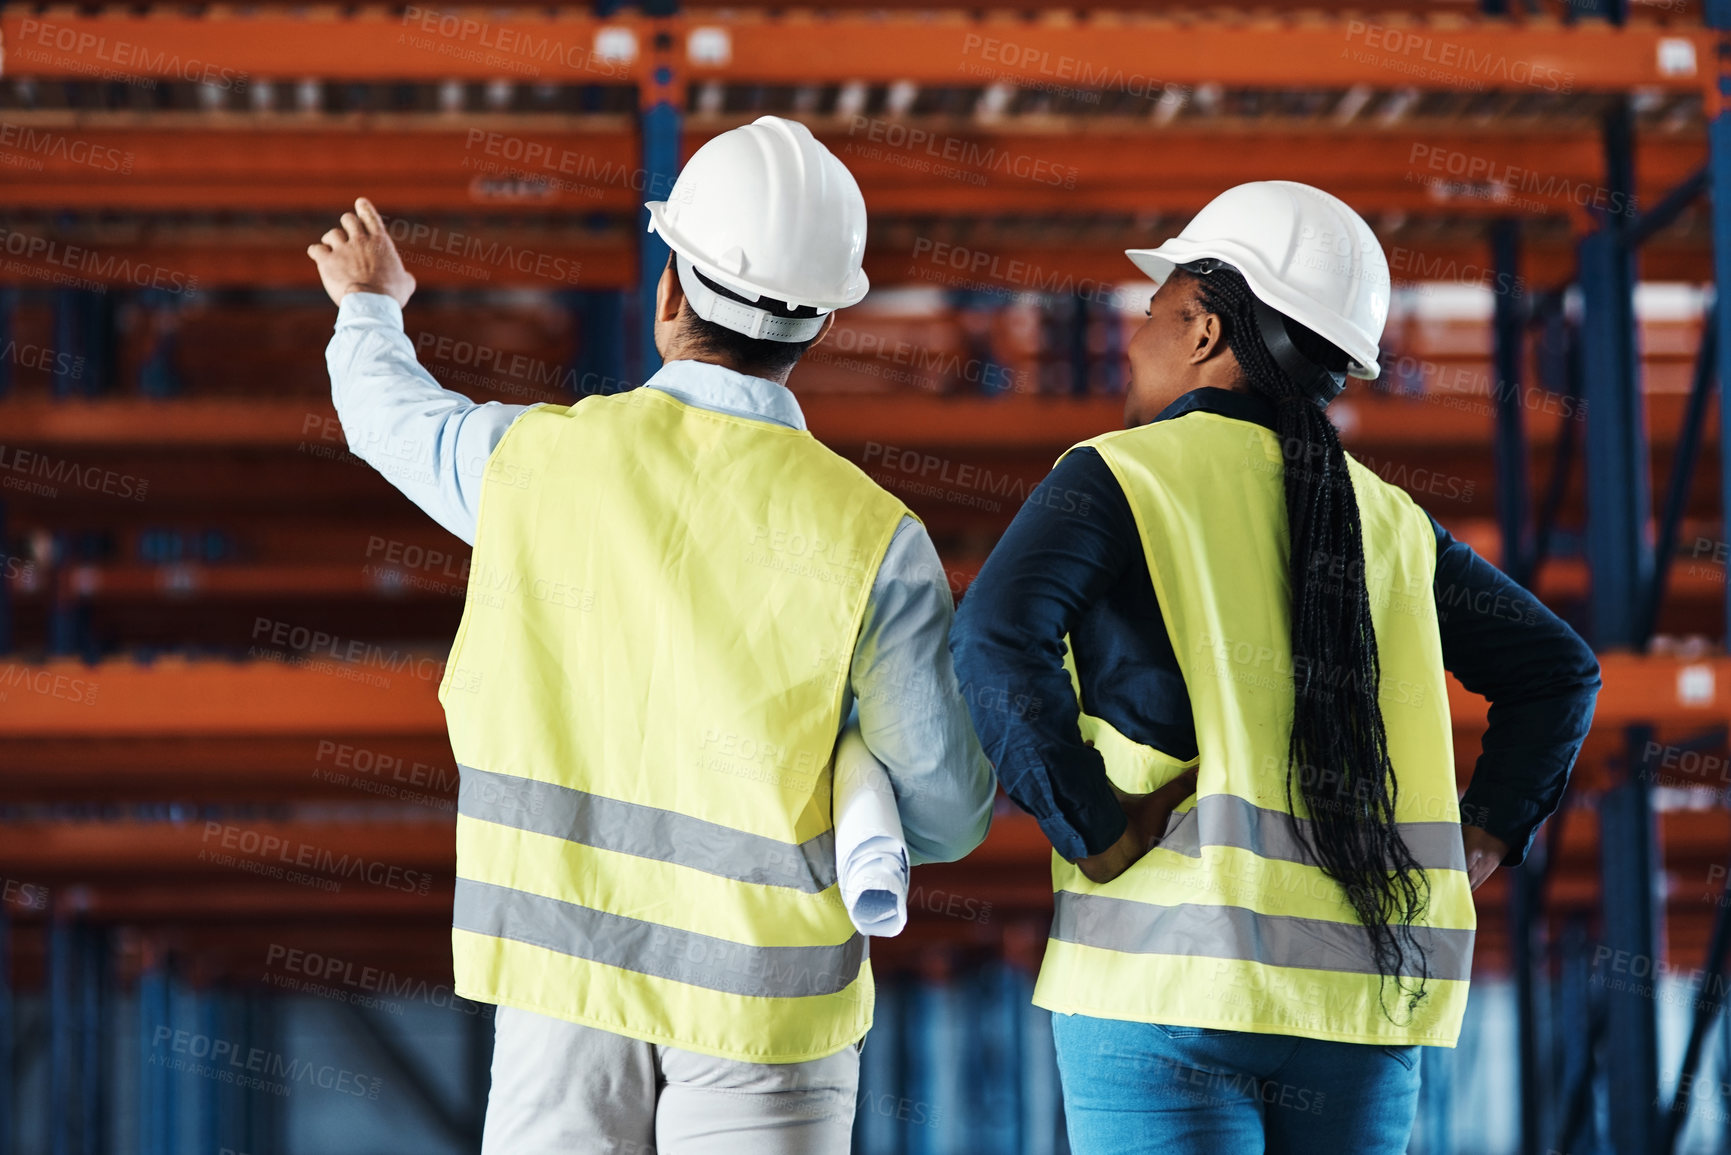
1050 891 1474 983
454 878 865 998
459 765 837 893
1157 794 1467 873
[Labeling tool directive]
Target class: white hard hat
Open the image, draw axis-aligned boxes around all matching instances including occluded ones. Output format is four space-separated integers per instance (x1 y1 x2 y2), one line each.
647 115 869 343
1126 181 1390 380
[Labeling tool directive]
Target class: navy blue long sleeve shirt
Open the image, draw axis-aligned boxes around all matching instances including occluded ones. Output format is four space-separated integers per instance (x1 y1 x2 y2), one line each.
950 387 1601 867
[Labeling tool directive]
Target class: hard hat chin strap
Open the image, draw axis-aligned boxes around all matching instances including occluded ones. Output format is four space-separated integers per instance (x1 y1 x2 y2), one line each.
1249 295 1348 408
676 254 828 344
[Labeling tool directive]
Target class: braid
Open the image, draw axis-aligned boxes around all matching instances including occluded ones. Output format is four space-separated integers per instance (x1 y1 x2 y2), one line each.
1187 266 1432 1019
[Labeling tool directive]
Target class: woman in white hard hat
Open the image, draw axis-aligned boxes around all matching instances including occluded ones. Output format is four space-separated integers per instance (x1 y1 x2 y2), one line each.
952 181 1599 1153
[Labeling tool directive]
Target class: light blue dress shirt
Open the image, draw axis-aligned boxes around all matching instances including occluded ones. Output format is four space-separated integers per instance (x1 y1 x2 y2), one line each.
326 291 993 865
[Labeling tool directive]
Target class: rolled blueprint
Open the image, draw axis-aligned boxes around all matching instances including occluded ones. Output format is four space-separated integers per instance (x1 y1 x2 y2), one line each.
833 724 910 937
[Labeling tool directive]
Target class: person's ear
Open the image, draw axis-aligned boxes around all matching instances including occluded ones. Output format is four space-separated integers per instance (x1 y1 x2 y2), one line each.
656 256 683 324
809 311 838 348
1189 309 1227 366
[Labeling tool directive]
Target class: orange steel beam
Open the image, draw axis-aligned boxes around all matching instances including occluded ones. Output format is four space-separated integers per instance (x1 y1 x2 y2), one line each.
0 819 452 877
0 656 444 735
869 236 1655 297
37 882 455 921
0 8 644 83
3 122 1703 220
815 127 1704 221
0 734 461 801
0 123 642 213
0 230 1639 291
0 9 1704 92
0 653 1717 740
686 12 1710 93
0 391 1704 452
0 399 337 447
1449 653 1731 729
0 224 635 290
2 809 1722 902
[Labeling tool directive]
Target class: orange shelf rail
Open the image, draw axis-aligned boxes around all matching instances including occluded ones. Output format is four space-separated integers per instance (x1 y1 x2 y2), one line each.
0 818 453 878
0 390 1705 453
687 12 1710 93
0 121 1703 221
0 9 1707 93
0 654 1718 755
0 7 645 83
0 656 446 736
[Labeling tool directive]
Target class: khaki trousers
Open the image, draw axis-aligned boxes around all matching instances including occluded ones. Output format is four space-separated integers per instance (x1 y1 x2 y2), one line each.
479 1006 860 1155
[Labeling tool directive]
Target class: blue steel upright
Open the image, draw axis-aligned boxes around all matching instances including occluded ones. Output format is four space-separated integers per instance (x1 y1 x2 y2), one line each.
1577 101 1651 649
638 100 680 382
1711 0 1731 643
1490 220 1530 584
635 4 682 385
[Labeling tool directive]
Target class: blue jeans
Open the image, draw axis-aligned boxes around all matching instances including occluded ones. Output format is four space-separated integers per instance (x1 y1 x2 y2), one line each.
1050 1013 1423 1155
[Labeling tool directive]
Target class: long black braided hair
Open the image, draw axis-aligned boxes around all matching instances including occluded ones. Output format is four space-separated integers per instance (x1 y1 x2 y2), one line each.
1181 262 1431 1018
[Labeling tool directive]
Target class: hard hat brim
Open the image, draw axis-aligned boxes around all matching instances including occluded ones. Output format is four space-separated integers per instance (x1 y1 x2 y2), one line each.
648 201 869 312
1125 243 1381 380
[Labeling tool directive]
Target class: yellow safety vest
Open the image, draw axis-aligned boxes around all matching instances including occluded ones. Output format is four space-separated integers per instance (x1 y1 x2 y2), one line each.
440 388 909 1063
1036 409 1476 1047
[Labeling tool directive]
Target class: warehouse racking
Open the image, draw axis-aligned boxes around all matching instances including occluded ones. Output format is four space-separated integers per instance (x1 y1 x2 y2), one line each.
2 2 1731 1151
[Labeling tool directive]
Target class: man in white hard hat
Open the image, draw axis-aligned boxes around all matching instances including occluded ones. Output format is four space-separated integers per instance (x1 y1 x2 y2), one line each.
953 181 1598 1153
308 116 994 1153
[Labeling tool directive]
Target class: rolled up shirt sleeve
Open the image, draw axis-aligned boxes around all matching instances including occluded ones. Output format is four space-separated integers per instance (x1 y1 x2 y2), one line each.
325 291 531 545
950 450 1135 862
1432 517 1601 867
852 519 996 866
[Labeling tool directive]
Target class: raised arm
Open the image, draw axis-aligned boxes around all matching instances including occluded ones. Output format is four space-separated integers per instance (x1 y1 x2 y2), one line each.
311 198 531 545
851 519 996 865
